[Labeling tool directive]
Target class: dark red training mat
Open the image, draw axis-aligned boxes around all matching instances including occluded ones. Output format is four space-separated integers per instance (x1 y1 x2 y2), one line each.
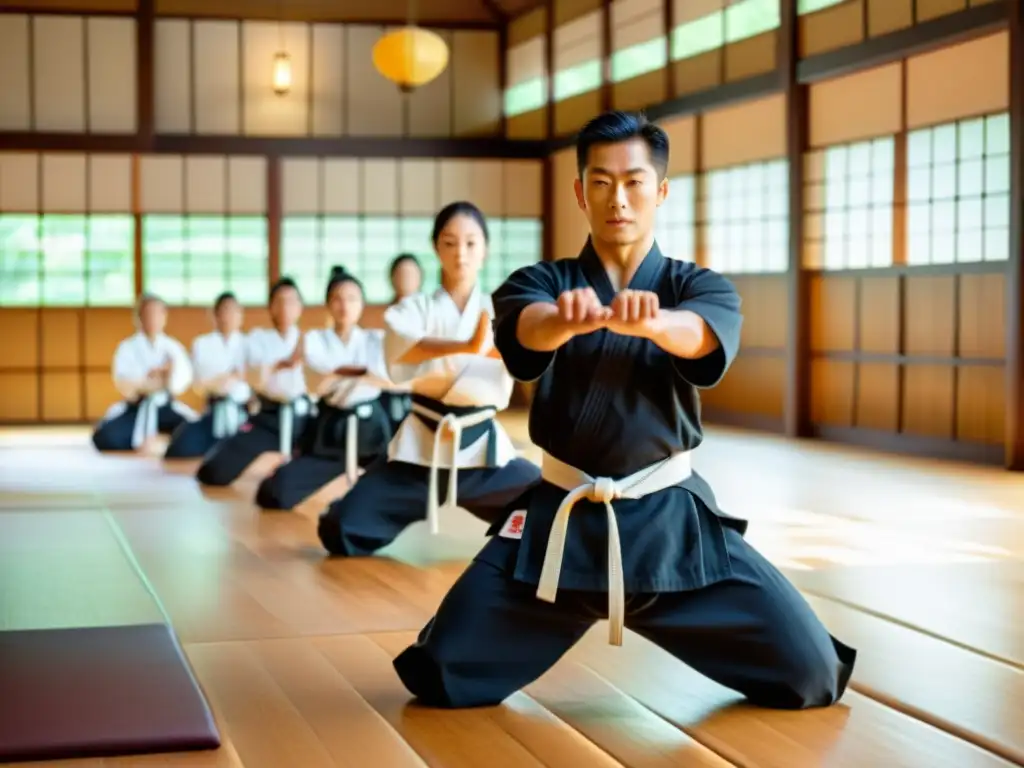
0 623 221 763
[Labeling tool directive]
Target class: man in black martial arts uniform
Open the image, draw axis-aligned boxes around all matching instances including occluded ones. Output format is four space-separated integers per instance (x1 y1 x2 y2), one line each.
392 110 857 711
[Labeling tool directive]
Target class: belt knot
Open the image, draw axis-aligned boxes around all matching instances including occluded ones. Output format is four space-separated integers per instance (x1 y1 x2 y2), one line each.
588 477 619 504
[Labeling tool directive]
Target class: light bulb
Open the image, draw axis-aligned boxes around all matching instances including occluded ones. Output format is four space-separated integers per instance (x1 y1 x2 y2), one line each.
272 52 291 95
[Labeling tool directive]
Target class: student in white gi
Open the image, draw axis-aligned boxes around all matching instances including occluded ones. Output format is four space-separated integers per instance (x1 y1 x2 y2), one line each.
317 201 542 556
164 291 251 459
196 277 311 487
92 293 195 452
256 267 398 510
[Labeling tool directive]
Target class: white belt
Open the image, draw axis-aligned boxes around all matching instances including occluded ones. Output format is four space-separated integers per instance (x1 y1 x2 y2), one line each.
536 450 694 646
411 400 497 535
131 390 170 449
343 402 375 485
211 399 244 440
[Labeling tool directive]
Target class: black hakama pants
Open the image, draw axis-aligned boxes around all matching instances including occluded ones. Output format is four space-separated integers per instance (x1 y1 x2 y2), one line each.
164 399 249 459
392 519 856 712
317 458 542 557
195 398 311 487
91 401 188 452
256 399 393 510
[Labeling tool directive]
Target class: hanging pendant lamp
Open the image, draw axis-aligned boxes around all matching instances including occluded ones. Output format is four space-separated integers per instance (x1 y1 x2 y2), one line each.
372 26 449 92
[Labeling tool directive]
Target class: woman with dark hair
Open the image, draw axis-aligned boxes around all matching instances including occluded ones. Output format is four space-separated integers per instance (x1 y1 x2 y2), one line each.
389 252 423 306
317 201 541 557
164 291 251 459
255 267 397 510
196 277 312 487
92 292 196 452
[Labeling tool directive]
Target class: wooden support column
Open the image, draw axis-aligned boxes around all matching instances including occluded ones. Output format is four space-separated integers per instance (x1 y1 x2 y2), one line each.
1006 0 1024 468
267 157 282 287
780 0 811 438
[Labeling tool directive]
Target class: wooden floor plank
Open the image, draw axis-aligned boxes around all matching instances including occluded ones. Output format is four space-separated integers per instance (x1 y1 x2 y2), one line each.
523 653 737 767
791 563 1024 668
313 634 552 768
804 594 1024 765
371 631 630 768
0 511 163 631
186 640 397 768
570 628 1018 768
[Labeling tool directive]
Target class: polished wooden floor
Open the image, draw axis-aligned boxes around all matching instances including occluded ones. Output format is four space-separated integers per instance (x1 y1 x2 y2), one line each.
2 413 1023 768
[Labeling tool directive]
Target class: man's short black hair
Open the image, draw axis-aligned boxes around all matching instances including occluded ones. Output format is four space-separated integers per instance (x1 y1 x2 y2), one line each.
575 110 669 180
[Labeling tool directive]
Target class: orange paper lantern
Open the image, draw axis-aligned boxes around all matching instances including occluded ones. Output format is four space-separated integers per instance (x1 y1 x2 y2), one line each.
372 27 450 92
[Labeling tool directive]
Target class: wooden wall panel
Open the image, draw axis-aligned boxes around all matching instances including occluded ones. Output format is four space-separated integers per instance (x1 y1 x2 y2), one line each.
451 30 501 137
855 363 899 431
701 95 786 170
33 15 86 132
193 21 241 134
733 276 787 349
0 373 39 422
701 275 786 421
702 355 785 419
957 365 1004 444
867 0 912 37
154 18 190 133
309 24 345 137
917 0 968 23
809 275 856 351
810 360 854 426
0 14 31 130
42 372 82 422
725 31 776 82
1 309 40 369
959 272 1004 358
86 17 137 133
903 275 955 356
906 32 1008 129
858 277 900 354
551 147 589 260
555 91 602 137
672 50 721 98
809 63 903 148
799 0 865 58
242 21 309 137
41 309 81 369
902 365 954 438
612 71 666 114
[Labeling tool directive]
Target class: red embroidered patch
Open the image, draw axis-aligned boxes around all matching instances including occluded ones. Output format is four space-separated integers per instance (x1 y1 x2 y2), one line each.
508 513 525 535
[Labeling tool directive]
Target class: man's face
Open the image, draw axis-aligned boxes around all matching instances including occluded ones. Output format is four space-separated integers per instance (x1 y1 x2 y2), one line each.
139 299 167 335
574 137 667 247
